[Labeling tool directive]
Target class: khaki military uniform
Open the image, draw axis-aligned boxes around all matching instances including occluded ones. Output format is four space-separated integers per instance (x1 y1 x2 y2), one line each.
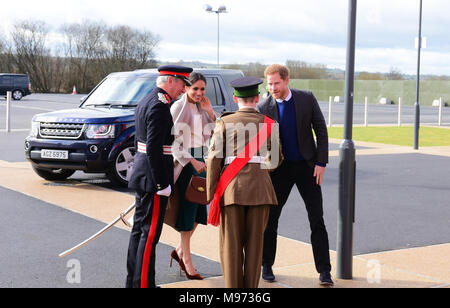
207 108 282 288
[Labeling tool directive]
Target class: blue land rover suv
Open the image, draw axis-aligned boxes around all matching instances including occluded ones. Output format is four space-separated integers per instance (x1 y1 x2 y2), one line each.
25 68 243 187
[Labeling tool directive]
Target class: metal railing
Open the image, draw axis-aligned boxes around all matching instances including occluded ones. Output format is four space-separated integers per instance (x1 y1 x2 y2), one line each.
326 96 448 127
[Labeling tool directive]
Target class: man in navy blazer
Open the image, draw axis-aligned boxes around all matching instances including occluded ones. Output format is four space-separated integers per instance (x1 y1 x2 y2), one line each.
257 64 333 286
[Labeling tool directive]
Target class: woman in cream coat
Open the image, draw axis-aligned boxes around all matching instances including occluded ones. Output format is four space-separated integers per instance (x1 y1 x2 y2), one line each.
169 73 216 279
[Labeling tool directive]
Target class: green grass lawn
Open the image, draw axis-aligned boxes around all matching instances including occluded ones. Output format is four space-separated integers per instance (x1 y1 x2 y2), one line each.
327 126 450 147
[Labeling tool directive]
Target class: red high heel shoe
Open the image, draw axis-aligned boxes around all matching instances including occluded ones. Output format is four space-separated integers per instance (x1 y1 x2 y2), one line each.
179 258 203 280
170 250 180 268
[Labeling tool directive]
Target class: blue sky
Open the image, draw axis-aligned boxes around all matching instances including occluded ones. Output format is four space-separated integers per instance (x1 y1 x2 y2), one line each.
1 0 450 75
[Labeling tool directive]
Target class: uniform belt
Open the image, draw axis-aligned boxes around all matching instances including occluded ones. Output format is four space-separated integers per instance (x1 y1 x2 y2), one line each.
137 142 172 155
224 156 266 165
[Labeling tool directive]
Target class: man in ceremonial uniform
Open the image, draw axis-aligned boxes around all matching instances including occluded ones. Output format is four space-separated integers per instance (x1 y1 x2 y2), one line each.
207 77 282 288
258 64 333 286
126 65 193 288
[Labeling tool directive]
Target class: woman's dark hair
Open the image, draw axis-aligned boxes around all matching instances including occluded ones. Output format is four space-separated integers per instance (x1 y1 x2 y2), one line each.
189 72 207 86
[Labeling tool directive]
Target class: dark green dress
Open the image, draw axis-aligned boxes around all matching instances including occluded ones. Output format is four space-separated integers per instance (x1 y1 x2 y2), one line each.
175 147 208 231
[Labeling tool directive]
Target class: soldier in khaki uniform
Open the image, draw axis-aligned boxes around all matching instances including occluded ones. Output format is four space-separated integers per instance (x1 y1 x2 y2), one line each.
207 77 282 288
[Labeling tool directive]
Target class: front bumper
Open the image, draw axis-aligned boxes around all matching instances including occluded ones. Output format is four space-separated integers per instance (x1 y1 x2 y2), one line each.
25 137 115 172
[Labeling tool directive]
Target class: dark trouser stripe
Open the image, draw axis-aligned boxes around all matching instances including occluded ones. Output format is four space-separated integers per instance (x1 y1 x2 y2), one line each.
140 194 161 288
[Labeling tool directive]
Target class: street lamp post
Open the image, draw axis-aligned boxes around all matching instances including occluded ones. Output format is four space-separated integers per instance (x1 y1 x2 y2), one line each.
204 4 227 68
414 0 423 150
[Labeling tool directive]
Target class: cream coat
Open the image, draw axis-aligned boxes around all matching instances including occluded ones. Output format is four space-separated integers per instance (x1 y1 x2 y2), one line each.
170 93 216 182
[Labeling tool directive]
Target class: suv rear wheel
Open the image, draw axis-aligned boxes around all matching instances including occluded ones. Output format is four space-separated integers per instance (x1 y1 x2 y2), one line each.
12 90 23 100
106 143 136 187
32 166 76 181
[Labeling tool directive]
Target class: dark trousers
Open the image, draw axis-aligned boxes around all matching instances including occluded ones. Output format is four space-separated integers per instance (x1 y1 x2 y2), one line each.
126 191 168 288
262 160 331 274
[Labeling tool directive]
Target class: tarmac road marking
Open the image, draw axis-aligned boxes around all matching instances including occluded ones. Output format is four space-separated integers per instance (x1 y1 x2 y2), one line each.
162 243 450 289
0 160 220 263
0 129 30 132
0 104 55 112
432 283 450 288
0 160 135 226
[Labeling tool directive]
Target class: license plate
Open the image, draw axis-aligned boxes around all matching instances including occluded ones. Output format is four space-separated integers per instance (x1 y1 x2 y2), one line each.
41 149 69 160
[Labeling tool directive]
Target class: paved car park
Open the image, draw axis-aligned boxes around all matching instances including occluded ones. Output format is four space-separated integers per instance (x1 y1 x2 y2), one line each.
0 94 449 288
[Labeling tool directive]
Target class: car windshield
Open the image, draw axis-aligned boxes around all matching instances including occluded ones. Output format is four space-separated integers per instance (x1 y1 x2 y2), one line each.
82 76 157 107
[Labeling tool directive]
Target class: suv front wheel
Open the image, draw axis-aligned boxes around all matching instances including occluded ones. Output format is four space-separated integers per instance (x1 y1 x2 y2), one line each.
32 166 76 181
106 143 136 187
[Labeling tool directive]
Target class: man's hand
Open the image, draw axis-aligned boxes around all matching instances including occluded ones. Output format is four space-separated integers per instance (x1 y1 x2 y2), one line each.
314 165 326 186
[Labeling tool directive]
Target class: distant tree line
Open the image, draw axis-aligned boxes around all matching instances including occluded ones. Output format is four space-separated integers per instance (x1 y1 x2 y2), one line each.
355 67 450 81
222 62 448 81
2 20 447 93
223 60 328 79
0 20 160 93
357 67 404 81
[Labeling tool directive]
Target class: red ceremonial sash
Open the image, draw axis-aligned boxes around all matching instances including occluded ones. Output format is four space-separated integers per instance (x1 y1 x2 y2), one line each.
207 116 275 227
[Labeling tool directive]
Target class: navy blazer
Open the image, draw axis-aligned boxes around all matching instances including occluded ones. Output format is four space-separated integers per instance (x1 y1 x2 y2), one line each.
129 87 175 194
257 89 328 167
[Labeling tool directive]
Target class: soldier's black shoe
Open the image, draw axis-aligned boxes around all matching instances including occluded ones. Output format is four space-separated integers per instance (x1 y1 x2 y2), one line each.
319 272 334 286
262 265 276 282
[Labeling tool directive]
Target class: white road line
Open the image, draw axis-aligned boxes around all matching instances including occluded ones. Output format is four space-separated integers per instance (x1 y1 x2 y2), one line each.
0 105 54 112
0 129 30 132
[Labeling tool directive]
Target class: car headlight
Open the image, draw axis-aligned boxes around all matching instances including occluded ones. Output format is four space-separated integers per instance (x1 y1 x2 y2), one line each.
85 124 115 139
29 121 39 137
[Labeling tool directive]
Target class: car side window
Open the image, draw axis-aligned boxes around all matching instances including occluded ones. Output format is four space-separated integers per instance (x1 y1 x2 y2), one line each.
205 77 224 106
1 76 13 86
213 78 225 106
15 76 28 86
205 77 218 106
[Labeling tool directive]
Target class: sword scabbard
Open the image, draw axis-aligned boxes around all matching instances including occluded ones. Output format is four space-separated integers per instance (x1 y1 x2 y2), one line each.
58 203 136 258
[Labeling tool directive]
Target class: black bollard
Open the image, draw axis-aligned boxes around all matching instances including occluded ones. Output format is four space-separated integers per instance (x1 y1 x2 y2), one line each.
337 0 357 280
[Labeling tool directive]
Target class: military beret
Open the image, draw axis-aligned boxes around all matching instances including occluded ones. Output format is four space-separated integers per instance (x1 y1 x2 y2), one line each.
230 76 263 98
158 65 193 86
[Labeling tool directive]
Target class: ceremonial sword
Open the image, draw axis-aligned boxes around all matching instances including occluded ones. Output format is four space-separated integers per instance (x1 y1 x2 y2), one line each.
58 203 136 258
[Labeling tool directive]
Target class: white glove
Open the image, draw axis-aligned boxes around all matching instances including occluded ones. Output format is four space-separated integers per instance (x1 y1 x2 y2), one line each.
157 185 172 197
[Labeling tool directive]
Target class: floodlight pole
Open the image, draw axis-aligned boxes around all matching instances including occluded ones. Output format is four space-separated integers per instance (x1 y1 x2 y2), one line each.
414 0 423 150
217 12 220 68
337 0 357 280
204 5 227 68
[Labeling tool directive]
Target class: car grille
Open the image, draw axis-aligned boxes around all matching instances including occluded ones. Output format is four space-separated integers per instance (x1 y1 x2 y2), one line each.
39 122 85 139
